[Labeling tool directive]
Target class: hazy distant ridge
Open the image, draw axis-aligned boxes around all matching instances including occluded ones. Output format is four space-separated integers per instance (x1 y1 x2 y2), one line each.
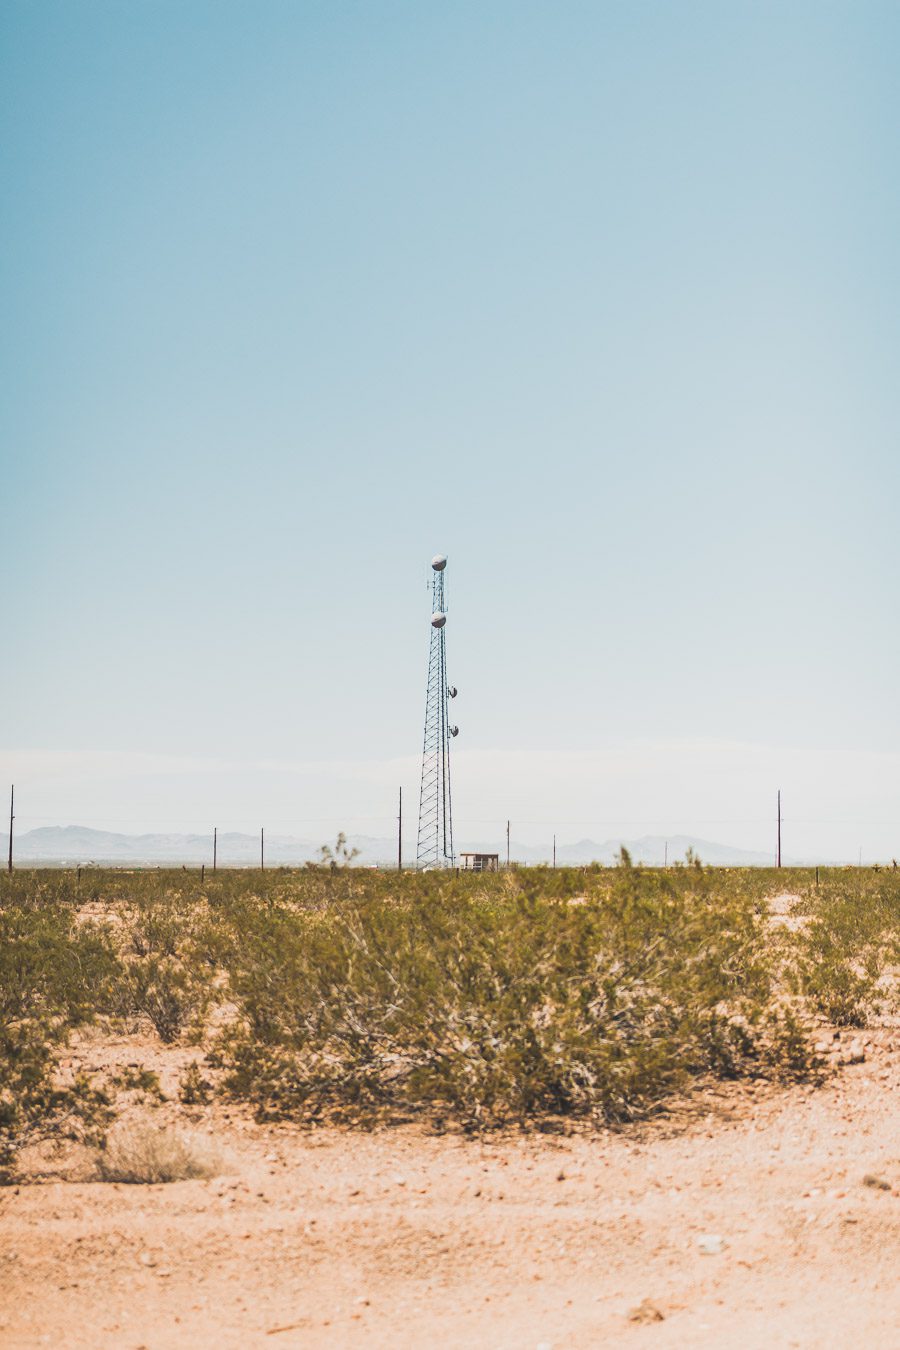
2 825 777 867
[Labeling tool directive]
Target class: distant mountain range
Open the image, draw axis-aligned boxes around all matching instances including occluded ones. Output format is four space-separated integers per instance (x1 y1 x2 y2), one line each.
1 825 777 867
478 834 774 867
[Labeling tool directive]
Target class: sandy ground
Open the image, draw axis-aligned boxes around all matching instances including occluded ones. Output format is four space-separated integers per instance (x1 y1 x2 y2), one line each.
1 1023 898 1350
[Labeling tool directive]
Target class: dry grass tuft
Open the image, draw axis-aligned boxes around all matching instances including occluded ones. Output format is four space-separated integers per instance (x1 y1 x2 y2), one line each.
94 1122 220 1184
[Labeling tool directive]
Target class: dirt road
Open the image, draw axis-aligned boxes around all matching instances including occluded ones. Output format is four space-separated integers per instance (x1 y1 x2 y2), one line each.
1 1025 898 1349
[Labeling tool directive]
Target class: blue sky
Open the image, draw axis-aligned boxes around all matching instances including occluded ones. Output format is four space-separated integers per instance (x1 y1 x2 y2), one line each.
2 2 899 858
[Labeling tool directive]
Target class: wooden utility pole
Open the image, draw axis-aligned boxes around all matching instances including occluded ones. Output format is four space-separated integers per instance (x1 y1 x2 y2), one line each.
398 787 402 872
260 827 265 871
213 826 217 873
552 833 556 868
664 840 668 869
776 790 782 869
7 785 13 874
506 819 510 869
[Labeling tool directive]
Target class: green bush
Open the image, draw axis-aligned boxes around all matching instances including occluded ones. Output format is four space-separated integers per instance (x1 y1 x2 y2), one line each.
125 893 188 958
118 955 207 1043
179 1061 213 1105
111 1065 165 1100
790 873 900 1026
214 868 813 1129
0 903 118 1176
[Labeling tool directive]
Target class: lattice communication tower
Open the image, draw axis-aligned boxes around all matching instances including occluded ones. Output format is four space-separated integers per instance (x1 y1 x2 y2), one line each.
416 554 458 868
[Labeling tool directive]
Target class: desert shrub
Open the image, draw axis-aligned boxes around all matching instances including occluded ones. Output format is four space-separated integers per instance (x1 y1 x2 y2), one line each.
179 1061 213 1105
0 906 119 1023
761 1004 822 1076
0 903 119 1175
94 1122 218 1183
117 955 208 1043
125 893 187 958
0 871 83 910
790 873 900 1026
799 954 879 1027
215 868 813 1129
111 1065 165 1100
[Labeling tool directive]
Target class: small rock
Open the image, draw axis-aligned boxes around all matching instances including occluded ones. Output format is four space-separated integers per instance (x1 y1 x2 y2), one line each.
847 1042 866 1065
862 1174 891 1191
139 1252 156 1268
697 1234 727 1255
628 1299 665 1324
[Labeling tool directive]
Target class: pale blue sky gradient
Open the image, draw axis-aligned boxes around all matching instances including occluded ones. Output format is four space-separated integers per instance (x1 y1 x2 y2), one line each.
2 2 899 857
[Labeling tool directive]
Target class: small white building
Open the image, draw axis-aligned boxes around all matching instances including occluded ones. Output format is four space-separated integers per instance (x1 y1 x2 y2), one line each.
460 852 499 873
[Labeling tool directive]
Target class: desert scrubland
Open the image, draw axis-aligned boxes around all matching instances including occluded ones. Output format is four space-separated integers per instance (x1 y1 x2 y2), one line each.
1 863 898 1347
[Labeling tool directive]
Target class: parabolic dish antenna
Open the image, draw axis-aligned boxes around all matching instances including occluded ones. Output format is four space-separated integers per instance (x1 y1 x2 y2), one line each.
431 611 447 628
431 554 447 571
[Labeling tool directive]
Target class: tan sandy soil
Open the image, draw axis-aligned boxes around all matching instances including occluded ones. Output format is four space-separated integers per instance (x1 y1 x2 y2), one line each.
1 1021 898 1350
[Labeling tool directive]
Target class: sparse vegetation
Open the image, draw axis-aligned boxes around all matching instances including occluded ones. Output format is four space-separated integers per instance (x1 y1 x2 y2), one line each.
213 865 818 1128
94 1122 219 1183
118 954 209 1043
789 871 900 1026
315 832 361 869
0 899 118 1178
111 1065 166 1100
0 864 898 1172
179 1061 213 1105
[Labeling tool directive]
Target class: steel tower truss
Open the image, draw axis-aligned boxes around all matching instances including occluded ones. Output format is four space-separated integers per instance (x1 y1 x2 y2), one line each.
416 558 457 868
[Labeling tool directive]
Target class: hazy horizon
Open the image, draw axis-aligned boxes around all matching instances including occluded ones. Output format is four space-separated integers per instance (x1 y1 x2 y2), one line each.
0 819 870 867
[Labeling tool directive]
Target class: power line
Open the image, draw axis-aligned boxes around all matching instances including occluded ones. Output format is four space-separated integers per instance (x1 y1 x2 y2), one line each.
9 812 897 829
